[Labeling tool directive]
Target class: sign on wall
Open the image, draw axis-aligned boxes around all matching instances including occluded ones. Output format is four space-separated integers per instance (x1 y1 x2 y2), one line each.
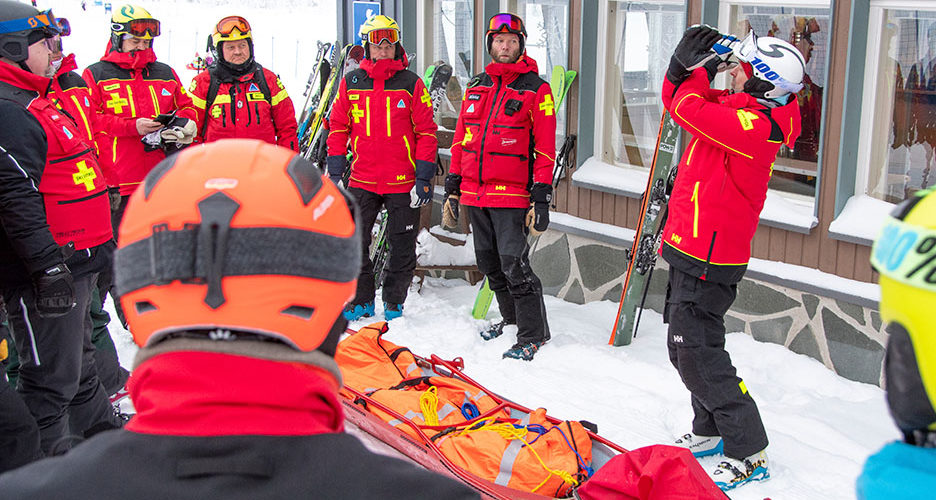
352 1 382 45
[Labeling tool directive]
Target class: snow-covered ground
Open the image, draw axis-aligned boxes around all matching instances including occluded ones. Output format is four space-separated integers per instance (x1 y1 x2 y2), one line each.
109 275 896 500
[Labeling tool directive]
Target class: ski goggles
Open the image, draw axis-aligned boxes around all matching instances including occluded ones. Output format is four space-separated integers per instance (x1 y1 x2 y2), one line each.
732 30 803 94
55 17 70 37
216 16 251 37
0 9 61 37
365 27 399 45
487 13 526 37
112 18 161 38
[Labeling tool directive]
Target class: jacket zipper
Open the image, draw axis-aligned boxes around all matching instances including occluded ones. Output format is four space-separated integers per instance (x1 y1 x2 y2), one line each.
477 76 505 198
229 85 237 125
255 102 260 125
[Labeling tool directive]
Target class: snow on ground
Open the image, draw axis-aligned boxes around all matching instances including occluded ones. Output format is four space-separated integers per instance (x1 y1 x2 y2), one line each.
108 276 896 500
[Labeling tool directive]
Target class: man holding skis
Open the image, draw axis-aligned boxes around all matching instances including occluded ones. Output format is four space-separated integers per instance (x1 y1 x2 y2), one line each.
661 26 804 489
442 13 556 361
326 15 437 322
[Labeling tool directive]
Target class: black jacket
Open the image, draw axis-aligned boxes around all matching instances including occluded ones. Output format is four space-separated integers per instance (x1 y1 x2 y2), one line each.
0 82 62 289
0 429 480 499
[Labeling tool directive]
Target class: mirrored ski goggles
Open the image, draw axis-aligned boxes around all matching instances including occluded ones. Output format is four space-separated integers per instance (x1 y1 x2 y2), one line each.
366 28 399 45
0 9 61 36
112 18 160 38
55 17 70 37
487 13 526 36
216 16 251 37
46 35 63 53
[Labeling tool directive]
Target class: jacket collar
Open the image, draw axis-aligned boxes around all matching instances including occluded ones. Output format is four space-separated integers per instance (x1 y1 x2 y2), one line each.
101 41 157 71
0 60 50 97
485 53 539 81
55 53 77 76
360 57 405 81
721 91 802 148
125 350 345 436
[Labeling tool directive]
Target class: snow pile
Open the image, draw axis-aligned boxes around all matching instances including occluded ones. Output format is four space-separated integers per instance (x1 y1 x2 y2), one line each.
110 277 896 500
416 227 476 266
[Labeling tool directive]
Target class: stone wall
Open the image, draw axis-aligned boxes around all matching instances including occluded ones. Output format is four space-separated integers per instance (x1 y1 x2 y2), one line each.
529 230 887 386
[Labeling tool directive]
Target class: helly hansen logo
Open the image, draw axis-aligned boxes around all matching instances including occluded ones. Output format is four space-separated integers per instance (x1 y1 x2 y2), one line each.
495 185 506 191
670 233 682 244
672 335 684 343
396 175 406 181
405 224 414 231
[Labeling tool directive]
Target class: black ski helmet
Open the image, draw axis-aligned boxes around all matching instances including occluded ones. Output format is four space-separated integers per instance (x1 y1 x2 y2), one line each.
0 1 58 64
486 12 527 54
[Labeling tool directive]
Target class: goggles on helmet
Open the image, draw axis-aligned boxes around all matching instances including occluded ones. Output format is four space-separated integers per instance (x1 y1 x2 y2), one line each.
366 27 399 45
0 9 61 37
112 18 160 38
55 17 70 37
216 15 250 37
487 13 526 37
732 30 804 94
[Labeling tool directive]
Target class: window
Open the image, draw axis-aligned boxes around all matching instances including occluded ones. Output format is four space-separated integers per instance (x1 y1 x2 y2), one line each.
430 0 474 144
720 2 832 215
503 0 571 144
599 1 686 170
857 4 936 204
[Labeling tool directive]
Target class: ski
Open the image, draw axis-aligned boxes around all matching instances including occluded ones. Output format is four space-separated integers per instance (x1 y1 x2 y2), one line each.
296 42 333 142
426 61 453 119
300 43 365 163
608 111 680 346
471 68 577 320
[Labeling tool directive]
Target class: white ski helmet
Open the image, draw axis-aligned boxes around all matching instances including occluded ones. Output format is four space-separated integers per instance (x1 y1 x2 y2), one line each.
733 31 805 99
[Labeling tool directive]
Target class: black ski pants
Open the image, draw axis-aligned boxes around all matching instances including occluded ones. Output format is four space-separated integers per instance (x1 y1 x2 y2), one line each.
348 187 419 306
0 315 42 473
3 269 119 454
467 206 549 345
664 266 768 459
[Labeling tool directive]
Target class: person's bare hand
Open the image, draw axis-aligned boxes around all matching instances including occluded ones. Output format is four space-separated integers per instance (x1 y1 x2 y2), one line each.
136 118 162 135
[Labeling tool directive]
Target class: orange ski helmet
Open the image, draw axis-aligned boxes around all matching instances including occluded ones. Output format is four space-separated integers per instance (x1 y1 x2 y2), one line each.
114 139 360 352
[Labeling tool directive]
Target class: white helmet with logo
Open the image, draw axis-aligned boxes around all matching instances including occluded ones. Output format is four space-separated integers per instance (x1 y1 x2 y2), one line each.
733 31 806 99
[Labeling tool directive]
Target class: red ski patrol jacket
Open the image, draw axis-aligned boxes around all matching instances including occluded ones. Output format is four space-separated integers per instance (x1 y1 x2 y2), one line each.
660 68 801 284
449 56 556 209
49 54 97 146
83 43 197 195
326 55 437 194
0 62 111 252
189 64 298 151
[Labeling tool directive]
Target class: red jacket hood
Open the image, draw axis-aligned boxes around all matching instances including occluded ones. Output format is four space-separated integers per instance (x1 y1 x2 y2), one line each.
0 60 50 97
100 41 157 70
485 54 539 80
126 350 345 437
55 53 78 76
360 57 406 81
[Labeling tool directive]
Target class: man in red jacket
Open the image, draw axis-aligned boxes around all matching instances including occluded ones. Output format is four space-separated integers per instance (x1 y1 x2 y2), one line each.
442 13 556 361
326 15 437 321
189 16 298 150
661 26 804 490
0 140 478 500
82 4 197 240
0 1 122 456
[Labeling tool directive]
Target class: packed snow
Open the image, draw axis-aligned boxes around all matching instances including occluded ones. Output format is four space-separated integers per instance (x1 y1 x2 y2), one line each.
44 1 897 498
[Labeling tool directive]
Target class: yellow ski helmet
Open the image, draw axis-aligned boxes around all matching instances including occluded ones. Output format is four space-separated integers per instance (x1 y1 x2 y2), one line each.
871 187 936 442
358 14 402 60
110 4 159 51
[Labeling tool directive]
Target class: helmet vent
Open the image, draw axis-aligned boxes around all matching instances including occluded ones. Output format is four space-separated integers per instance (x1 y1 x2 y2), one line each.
196 192 241 309
281 305 315 320
134 300 158 314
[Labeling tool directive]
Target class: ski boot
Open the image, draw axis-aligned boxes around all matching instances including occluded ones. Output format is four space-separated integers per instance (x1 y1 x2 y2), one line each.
708 449 769 491
674 432 724 458
480 320 513 341
343 301 375 321
383 302 403 321
502 340 545 361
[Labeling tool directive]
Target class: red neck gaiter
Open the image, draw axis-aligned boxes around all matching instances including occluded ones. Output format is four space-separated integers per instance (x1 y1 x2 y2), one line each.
126 350 345 436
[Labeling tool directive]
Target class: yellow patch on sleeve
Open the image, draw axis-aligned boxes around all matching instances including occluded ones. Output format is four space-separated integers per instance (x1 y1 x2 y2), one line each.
188 80 197 93
739 380 748 394
539 94 554 116
736 110 759 131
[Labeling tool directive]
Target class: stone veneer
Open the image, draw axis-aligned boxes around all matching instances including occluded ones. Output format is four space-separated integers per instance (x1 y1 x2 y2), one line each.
528 230 887 386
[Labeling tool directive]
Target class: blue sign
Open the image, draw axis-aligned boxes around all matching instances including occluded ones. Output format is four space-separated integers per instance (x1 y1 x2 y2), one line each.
352 1 381 45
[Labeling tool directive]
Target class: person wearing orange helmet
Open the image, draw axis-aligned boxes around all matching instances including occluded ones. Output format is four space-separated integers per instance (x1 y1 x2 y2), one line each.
0 139 477 499
189 16 298 150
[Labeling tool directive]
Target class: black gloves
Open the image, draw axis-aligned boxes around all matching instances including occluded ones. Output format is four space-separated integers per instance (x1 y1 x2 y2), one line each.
410 160 436 208
667 25 722 86
325 155 348 185
528 182 552 235
33 263 76 317
444 173 462 196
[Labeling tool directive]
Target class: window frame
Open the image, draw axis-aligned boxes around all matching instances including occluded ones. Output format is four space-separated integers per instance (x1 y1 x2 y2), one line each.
854 0 936 204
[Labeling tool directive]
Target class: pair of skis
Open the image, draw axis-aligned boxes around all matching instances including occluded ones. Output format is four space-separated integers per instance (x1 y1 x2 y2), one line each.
369 60 456 288
471 66 578 320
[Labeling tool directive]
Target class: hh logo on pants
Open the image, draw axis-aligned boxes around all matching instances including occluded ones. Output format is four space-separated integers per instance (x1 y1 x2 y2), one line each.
672 335 684 343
